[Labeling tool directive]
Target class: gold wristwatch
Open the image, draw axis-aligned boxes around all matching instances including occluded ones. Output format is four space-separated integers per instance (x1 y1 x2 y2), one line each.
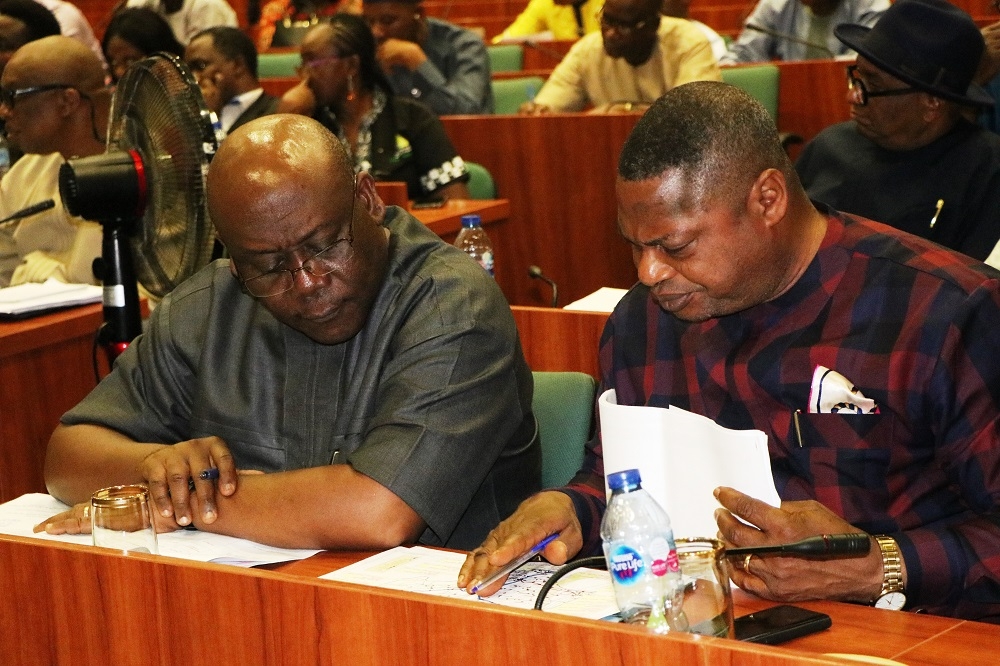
873 535 906 610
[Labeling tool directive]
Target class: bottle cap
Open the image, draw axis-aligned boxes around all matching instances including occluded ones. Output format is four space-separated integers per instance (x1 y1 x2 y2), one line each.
607 468 642 491
460 214 482 228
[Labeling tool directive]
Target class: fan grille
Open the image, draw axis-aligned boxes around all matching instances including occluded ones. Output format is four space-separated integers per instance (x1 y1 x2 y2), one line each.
109 54 218 299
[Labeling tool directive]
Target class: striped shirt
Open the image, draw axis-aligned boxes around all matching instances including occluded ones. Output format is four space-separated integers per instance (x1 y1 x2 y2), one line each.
563 208 1000 621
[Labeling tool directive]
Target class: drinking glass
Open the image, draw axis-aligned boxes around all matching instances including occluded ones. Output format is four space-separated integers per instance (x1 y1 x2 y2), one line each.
675 538 735 638
91 484 158 555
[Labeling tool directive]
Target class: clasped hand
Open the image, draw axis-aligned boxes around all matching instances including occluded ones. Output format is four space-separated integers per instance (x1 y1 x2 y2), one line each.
34 437 239 536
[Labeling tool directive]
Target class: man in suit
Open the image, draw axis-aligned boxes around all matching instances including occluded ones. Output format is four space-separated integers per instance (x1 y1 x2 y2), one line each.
185 26 278 137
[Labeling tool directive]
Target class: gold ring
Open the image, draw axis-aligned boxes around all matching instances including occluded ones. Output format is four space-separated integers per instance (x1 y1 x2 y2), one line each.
743 553 753 572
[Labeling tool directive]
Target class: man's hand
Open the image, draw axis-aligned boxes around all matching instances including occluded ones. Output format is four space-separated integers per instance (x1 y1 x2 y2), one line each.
376 38 428 71
457 491 582 596
714 487 885 604
196 72 224 114
140 436 238 528
518 101 551 115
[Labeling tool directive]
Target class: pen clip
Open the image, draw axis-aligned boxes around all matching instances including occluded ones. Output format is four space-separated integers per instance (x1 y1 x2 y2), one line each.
793 409 804 448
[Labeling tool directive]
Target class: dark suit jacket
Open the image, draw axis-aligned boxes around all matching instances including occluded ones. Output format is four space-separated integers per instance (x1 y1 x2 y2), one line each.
228 92 279 135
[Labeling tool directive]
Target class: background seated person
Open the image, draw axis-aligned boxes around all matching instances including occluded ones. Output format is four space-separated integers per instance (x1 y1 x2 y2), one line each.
661 0 725 61
185 26 278 138
37 114 540 551
492 0 602 43
0 36 106 287
300 16 471 200
123 0 238 45
0 0 61 78
796 0 1000 262
255 0 362 52
101 7 184 83
521 0 721 114
719 0 887 64
36 0 106 70
459 81 1000 622
363 0 493 115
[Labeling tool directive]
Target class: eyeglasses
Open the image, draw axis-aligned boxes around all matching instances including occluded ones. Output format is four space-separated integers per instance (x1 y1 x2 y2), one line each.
846 65 917 106
598 6 655 33
0 83 75 108
237 185 357 298
295 53 343 77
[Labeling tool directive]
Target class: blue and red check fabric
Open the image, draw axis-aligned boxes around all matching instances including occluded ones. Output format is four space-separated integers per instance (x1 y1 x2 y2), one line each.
561 207 1000 621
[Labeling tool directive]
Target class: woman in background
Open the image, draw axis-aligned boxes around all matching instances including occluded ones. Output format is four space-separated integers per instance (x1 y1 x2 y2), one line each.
102 7 184 82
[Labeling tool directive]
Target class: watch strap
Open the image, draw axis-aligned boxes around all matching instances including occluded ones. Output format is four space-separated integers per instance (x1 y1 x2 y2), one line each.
874 535 905 604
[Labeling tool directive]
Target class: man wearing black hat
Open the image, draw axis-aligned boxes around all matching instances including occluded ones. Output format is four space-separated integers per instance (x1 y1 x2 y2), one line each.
796 0 1000 262
362 0 493 115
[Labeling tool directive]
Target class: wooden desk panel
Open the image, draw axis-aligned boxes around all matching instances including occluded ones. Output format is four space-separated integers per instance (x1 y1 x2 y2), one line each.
511 306 608 378
775 59 853 151
442 114 639 306
0 305 106 503
411 199 511 243
11 534 986 665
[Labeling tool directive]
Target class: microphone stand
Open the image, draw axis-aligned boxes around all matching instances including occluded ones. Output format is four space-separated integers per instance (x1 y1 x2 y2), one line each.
528 265 558 307
744 23 835 58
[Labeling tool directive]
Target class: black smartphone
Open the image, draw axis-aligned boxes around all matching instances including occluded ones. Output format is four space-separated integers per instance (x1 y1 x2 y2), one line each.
411 199 446 209
734 605 832 645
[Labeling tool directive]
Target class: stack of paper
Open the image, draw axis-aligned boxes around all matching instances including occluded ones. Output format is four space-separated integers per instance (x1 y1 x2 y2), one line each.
598 389 781 538
0 278 101 317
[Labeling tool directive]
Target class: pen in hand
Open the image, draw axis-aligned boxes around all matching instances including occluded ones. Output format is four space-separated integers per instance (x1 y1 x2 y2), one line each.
470 533 559 595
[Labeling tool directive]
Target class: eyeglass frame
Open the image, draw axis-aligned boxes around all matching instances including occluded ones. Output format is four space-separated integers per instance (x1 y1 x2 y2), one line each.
0 83 77 108
845 65 918 106
295 53 346 78
0 83 104 143
597 5 656 33
235 179 358 298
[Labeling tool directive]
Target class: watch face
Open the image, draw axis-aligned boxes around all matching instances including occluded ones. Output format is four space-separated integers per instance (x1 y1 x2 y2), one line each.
875 591 906 610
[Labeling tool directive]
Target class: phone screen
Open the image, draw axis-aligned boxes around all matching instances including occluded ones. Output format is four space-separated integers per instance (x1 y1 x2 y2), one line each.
734 605 832 644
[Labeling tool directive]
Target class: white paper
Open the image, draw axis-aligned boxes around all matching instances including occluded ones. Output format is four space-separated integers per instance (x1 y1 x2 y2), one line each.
563 287 628 312
0 278 101 315
0 494 321 567
598 389 780 539
321 545 618 620
496 31 555 43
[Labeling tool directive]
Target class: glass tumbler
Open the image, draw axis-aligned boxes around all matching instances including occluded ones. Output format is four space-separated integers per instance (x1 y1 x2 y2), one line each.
91 484 158 555
675 538 734 638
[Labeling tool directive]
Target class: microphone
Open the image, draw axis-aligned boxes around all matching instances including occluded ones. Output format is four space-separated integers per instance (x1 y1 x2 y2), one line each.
744 23 835 58
528 265 558 307
725 533 871 558
0 199 55 227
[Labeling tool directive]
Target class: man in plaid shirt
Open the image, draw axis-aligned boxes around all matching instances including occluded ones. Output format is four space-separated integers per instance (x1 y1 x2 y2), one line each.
459 81 1000 621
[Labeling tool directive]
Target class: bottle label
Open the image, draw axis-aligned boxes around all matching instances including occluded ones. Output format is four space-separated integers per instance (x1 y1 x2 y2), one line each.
608 545 645 585
648 536 680 576
478 251 494 277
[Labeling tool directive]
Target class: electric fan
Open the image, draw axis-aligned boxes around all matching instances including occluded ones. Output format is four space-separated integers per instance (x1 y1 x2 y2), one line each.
58 53 219 360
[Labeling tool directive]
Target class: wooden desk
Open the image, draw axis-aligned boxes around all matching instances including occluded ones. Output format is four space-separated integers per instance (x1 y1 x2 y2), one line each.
511 306 608 378
442 113 640 306
2 533 997 665
0 305 106 504
409 199 511 244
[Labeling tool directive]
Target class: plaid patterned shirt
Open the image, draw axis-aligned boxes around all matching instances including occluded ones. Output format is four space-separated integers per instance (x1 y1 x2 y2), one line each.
563 208 1000 621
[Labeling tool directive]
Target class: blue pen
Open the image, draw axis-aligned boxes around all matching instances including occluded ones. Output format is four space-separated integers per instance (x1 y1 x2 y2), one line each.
470 533 559 595
199 468 220 481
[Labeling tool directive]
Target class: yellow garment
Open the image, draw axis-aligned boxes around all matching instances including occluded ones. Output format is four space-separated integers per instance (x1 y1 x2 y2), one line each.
533 17 722 112
493 0 603 43
0 152 102 287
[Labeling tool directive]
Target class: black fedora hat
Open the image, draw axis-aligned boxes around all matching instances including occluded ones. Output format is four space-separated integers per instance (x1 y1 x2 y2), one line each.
835 0 993 107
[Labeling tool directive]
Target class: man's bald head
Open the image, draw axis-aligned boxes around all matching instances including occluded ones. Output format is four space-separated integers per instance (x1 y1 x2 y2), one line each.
5 35 106 94
208 114 355 243
0 35 108 156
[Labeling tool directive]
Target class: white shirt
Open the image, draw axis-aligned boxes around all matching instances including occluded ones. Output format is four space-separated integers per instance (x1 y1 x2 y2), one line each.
219 88 264 135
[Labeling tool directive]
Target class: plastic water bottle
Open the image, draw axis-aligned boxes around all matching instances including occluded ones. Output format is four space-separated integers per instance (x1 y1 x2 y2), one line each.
601 468 686 634
453 214 494 277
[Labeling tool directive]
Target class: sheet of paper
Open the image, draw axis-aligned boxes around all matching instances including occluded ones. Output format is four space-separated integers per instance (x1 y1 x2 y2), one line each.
598 389 780 539
495 31 555 43
0 494 320 567
563 287 628 313
0 278 101 316
321 546 618 620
